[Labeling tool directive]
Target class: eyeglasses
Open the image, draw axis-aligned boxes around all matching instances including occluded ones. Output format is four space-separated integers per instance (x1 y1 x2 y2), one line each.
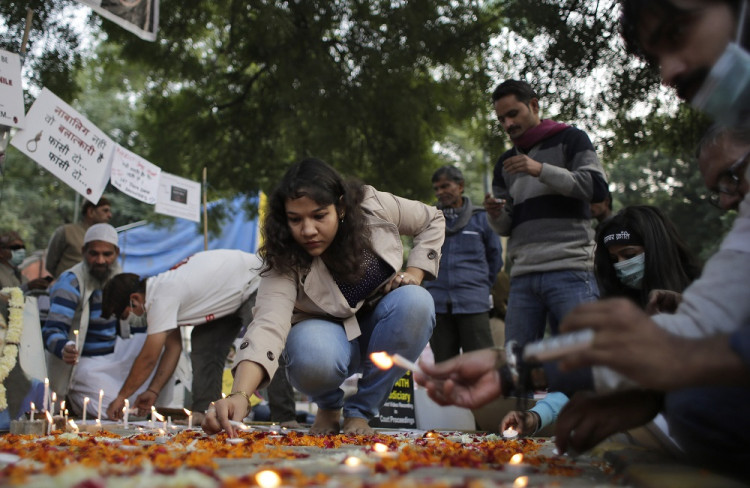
3 244 25 251
708 151 750 208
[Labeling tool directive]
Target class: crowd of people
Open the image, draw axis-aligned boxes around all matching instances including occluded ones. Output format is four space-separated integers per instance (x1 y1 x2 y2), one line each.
2 0 748 483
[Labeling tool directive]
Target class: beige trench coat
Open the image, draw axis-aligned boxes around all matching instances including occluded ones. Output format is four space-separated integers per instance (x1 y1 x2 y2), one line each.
234 185 445 386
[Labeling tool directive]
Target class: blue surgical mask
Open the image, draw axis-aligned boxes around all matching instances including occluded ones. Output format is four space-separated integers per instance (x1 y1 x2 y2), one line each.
9 248 25 267
692 1 750 128
691 42 750 128
613 253 645 290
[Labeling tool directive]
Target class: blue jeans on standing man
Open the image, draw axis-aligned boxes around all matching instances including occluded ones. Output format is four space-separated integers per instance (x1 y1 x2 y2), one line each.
283 285 435 421
504 270 599 348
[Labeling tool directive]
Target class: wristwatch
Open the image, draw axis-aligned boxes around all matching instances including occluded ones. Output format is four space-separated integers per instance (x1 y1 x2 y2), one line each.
495 341 548 397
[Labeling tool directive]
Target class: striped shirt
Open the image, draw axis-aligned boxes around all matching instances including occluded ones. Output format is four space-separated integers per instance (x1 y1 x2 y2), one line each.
42 270 146 358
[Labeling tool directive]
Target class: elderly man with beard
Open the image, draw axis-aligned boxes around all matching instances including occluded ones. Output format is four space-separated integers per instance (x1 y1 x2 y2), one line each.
42 224 156 418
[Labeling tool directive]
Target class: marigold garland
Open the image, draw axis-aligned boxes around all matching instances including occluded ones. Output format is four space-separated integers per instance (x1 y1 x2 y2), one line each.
0 287 24 411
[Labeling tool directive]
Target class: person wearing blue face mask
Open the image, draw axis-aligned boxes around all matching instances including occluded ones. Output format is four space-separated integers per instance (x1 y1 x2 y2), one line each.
0 230 49 293
500 206 701 437
595 206 701 310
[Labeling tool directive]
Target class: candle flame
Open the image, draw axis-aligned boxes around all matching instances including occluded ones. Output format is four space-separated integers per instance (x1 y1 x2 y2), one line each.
154 411 165 422
344 456 362 467
45 410 53 422
183 408 191 416
370 351 394 370
124 399 129 407
51 392 57 402
99 389 104 398
513 476 529 488
30 402 35 411
68 419 79 432
44 378 49 385
60 401 65 411
255 470 282 488
84 397 90 405
509 453 523 465
373 442 389 453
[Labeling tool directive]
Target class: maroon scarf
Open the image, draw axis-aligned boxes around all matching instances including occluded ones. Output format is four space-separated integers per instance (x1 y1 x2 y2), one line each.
513 119 570 152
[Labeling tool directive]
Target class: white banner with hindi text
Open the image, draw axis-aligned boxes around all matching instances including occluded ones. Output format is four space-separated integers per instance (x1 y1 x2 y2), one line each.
110 144 161 204
0 49 26 129
9 88 113 204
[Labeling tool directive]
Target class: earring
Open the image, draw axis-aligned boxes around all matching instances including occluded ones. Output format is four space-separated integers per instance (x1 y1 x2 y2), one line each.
339 214 345 223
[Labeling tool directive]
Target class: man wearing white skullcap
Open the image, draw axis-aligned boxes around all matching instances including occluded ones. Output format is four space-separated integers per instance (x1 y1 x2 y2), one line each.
42 224 164 418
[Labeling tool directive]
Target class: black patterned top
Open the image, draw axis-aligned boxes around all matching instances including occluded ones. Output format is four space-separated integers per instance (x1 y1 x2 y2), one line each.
335 248 394 308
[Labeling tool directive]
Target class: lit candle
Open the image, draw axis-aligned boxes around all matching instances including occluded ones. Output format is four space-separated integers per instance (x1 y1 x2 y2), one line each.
29 402 35 421
370 351 423 374
343 455 368 473
82 397 89 424
123 399 129 429
68 419 79 433
255 470 281 488
503 426 519 439
97 389 103 422
372 442 397 458
228 420 249 431
151 406 156 425
59 400 65 418
513 475 529 488
45 410 53 435
43 378 49 413
73 330 79 351
50 392 57 417
64 409 69 424
183 408 192 429
505 453 531 475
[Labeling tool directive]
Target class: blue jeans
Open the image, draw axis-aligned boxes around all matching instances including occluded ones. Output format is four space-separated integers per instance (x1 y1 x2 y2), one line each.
505 270 598 348
283 286 435 421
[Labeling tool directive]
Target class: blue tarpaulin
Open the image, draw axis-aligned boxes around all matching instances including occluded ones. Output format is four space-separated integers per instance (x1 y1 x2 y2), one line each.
117 196 260 278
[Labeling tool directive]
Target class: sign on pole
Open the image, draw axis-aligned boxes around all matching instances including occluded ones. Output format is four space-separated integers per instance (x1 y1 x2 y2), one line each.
9 88 113 204
110 144 161 204
75 0 159 42
0 49 26 129
154 171 201 222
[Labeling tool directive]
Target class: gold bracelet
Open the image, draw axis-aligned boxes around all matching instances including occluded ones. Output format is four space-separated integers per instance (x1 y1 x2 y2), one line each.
227 391 253 414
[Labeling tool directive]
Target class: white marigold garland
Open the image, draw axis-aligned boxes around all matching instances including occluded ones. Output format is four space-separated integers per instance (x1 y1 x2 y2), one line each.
0 287 24 411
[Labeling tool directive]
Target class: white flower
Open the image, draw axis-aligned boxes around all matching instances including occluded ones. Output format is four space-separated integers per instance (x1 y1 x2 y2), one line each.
0 288 24 412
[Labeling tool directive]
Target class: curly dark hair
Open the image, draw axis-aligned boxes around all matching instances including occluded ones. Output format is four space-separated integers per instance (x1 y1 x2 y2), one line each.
595 205 702 308
259 158 372 283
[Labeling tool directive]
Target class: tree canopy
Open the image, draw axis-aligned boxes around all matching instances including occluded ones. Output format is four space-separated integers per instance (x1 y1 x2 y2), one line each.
0 0 732 259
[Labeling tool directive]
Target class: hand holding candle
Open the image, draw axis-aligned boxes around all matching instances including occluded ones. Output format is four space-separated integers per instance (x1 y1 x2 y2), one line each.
370 351 424 375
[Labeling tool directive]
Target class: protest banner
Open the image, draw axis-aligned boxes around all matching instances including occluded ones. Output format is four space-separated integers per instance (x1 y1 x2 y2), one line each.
370 371 417 429
155 171 201 222
110 144 161 204
75 0 159 42
0 49 26 129
9 88 113 204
